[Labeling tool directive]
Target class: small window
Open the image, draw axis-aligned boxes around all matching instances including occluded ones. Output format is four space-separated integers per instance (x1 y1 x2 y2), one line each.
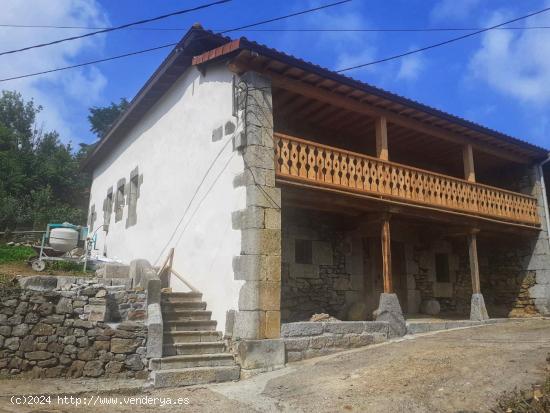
103 190 113 231
88 204 96 230
115 181 125 222
435 253 450 282
295 239 312 264
126 174 139 227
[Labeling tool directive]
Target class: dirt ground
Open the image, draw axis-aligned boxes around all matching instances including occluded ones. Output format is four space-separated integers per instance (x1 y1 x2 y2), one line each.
1 319 549 413
0 262 88 281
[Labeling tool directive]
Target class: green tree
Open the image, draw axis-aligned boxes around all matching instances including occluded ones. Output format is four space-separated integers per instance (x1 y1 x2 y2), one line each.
0 91 87 230
88 98 129 138
0 91 131 231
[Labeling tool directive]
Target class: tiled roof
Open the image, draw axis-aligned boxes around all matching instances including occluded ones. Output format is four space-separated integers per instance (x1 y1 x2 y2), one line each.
83 25 548 170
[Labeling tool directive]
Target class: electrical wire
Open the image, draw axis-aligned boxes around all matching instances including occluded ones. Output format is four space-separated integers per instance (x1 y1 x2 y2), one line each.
2 25 550 32
218 0 351 34
0 0 231 57
173 151 236 249
152 136 234 266
0 43 178 82
337 6 550 72
0 0 351 83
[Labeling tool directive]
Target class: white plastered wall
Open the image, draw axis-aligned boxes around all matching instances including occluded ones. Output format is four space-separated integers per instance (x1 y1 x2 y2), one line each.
88 63 244 328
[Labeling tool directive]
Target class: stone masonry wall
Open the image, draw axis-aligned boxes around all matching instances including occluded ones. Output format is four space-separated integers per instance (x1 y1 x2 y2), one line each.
521 166 550 315
408 240 469 315
408 235 541 318
479 239 539 318
232 71 282 340
0 278 148 379
281 321 389 362
281 210 359 322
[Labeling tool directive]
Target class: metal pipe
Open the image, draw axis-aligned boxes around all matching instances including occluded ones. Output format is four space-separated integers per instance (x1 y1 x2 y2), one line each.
539 155 550 248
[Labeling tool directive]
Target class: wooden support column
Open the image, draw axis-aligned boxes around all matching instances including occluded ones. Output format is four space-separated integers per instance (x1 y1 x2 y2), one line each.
463 143 476 182
381 214 393 293
375 117 388 161
467 230 481 294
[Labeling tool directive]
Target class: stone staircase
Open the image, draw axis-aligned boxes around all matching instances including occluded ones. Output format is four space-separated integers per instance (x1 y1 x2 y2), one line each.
150 291 240 388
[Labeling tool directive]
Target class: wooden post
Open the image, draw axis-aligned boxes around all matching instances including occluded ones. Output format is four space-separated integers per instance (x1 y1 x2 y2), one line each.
381 215 393 293
375 117 388 161
463 143 476 182
167 248 174 274
467 230 481 294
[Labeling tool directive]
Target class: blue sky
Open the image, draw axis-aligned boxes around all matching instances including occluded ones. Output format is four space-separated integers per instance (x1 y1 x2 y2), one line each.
1 0 549 149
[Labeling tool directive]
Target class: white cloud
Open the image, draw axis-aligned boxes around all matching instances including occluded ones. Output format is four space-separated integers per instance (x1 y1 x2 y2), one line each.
396 52 425 81
431 0 482 22
336 48 377 73
0 0 109 142
469 7 550 104
279 1 378 76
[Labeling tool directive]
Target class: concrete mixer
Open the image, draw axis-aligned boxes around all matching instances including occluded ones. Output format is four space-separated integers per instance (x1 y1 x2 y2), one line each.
31 223 90 272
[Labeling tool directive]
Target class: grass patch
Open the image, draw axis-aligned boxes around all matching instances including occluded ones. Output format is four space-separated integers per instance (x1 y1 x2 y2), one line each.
0 245 35 264
46 260 87 273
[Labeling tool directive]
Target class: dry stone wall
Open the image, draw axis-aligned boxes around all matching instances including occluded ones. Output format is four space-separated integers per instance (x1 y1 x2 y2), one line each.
0 277 149 379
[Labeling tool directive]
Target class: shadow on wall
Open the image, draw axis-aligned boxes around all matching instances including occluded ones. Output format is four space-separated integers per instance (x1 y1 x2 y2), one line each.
478 235 540 318
281 207 363 323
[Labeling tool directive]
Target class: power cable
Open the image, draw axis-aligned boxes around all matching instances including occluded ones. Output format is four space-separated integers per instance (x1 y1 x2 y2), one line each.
337 6 550 72
0 0 351 83
173 151 236 249
0 0 231 57
0 43 177 82
2 25 550 32
152 136 233 266
218 0 351 34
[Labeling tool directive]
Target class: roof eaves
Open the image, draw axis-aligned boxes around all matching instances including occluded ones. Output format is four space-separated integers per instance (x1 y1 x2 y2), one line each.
194 37 547 156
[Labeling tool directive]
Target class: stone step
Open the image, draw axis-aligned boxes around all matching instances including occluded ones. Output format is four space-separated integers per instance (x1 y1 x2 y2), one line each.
161 291 203 303
161 310 212 322
163 330 223 344
152 365 240 388
150 353 235 370
163 341 226 356
163 320 217 332
161 301 207 311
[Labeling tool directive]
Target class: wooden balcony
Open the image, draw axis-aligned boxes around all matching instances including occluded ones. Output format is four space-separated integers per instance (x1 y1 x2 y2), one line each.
274 133 540 227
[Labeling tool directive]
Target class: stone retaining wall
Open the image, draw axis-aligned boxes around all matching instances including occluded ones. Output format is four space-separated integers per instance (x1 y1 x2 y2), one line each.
0 277 149 379
281 321 389 362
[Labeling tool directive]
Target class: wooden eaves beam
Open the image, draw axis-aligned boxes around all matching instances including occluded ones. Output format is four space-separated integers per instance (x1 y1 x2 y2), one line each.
229 60 531 165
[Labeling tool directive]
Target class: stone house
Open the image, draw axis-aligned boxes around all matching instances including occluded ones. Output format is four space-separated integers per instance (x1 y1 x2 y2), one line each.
83 25 550 379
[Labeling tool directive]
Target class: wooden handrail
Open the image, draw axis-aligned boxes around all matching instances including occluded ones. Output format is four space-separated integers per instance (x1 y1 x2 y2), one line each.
274 133 540 226
157 248 199 292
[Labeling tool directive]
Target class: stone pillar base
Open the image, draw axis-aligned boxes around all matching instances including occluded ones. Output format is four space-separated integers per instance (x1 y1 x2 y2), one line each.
235 339 285 378
373 293 407 337
470 293 489 321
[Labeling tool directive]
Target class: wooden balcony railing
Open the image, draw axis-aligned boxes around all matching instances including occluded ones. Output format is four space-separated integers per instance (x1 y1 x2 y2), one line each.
274 133 540 227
